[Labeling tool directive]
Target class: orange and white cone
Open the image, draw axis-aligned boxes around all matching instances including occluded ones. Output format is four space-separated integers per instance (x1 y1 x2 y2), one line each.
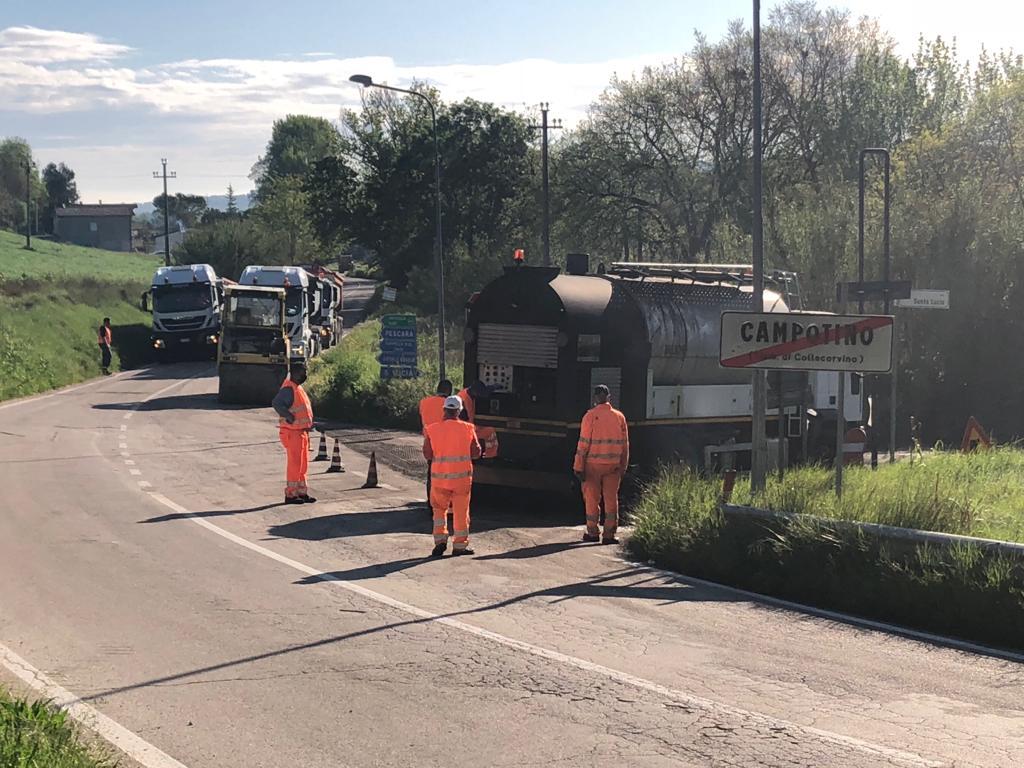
313 431 328 461
326 439 345 473
362 451 379 489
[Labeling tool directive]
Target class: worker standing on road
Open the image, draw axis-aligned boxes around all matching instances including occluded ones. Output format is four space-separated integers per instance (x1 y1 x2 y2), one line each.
574 385 629 544
419 380 452 506
456 380 487 423
272 365 317 505
423 395 481 557
97 317 113 375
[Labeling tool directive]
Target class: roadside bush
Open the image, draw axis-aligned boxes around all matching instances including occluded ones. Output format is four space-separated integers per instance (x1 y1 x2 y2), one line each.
0 688 116 768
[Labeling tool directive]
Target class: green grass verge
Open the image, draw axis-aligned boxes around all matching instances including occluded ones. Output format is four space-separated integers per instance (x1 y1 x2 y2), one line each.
307 317 463 430
0 687 117 768
0 230 156 401
628 462 1024 650
729 447 1024 542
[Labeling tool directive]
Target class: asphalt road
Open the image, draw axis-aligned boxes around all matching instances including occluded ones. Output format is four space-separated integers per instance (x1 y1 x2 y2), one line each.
0 334 1021 764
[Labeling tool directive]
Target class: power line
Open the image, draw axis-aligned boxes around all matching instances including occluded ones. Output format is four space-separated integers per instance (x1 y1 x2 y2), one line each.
152 159 177 268
530 102 562 267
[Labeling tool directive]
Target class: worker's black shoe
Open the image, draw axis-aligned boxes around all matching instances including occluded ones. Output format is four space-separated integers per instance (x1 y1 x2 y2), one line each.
582 533 600 543
601 536 620 545
430 543 447 558
451 547 475 557
298 495 317 504
285 497 304 505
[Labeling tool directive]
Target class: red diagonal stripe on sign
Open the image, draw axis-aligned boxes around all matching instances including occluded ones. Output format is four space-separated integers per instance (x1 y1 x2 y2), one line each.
721 315 892 368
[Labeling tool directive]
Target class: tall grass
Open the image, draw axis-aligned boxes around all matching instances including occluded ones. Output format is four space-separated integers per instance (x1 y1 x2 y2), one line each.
0 229 159 284
730 447 1024 542
0 688 117 768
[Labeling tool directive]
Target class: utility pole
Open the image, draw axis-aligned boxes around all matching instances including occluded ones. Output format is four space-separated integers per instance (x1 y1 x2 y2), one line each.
153 158 176 267
750 0 769 492
23 160 32 249
531 103 562 266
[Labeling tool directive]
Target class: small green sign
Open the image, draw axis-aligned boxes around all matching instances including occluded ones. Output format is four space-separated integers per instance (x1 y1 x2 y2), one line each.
381 314 416 328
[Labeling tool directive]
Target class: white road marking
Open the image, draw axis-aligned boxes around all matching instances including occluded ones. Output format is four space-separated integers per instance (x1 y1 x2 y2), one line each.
124 413 133 420
0 642 189 768
129 468 142 476
138 481 152 489
124 460 135 466
119 443 128 450
120 451 130 458
145 489 940 768
0 371 135 412
627 561 1024 666
120 424 127 432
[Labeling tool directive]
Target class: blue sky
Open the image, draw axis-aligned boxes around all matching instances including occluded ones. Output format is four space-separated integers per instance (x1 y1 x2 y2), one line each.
1 0 1017 204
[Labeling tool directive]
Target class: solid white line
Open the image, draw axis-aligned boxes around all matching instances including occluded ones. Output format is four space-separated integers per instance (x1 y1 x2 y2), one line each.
626 561 1024 666
0 371 136 412
0 642 189 768
144 489 939 768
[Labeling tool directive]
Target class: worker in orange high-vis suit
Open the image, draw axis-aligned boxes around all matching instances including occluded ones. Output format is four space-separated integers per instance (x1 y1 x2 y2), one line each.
272 365 317 505
419 379 452 508
423 395 482 557
573 384 629 544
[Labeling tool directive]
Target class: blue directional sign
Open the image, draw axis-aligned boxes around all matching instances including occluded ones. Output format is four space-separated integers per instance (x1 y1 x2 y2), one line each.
379 315 419 379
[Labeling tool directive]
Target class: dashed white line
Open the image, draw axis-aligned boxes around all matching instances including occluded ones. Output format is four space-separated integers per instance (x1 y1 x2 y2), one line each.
129 468 142 476
119 443 128 450
138 481 152 489
123 413 133 420
120 424 128 432
124 460 135 466
0 642 189 768
120 451 130 458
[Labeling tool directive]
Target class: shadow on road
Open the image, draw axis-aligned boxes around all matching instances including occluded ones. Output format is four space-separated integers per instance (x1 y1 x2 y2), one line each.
79 566 730 705
140 502 284 524
93 392 260 412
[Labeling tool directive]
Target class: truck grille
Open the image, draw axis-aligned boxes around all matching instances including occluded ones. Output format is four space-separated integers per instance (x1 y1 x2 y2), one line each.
478 323 559 369
161 316 206 331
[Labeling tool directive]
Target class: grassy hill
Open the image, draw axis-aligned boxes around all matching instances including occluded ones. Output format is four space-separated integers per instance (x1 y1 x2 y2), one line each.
0 230 161 401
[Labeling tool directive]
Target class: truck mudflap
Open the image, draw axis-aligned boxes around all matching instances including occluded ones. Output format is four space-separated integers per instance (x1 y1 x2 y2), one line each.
218 362 287 405
472 462 576 493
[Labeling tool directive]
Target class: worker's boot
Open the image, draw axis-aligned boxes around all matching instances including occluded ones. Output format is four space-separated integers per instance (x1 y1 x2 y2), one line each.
601 536 619 545
451 547 474 557
285 496 304 505
298 494 317 504
430 542 447 558
582 533 600 543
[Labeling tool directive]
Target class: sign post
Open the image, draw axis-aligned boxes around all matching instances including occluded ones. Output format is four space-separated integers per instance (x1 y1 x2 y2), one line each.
378 314 419 380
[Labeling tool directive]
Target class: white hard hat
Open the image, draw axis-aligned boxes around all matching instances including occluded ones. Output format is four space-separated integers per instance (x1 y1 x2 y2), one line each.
443 395 463 411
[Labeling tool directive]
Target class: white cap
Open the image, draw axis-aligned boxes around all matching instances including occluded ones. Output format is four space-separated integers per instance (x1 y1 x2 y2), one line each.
443 395 463 411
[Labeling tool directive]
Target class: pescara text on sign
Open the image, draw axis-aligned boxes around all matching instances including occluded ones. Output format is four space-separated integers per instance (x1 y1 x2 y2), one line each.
719 312 894 372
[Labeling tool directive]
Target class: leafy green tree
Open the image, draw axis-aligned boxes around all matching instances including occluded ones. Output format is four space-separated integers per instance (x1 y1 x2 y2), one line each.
251 115 342 200
41 162 79 233
153 193 208 229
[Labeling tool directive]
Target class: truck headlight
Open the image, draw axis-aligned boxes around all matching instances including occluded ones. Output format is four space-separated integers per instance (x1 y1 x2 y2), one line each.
153 339 166 349
206 334 219 345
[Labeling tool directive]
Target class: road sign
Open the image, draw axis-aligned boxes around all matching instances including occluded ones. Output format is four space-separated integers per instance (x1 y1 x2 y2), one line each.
894 289 949 310
380 365 420 380
720 312 894 372
836 280 912 302
381 287 397 302
381 314 416 328
378 352 418 366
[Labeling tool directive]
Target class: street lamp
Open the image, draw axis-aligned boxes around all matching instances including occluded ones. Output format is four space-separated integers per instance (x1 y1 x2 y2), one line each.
349 73 447 380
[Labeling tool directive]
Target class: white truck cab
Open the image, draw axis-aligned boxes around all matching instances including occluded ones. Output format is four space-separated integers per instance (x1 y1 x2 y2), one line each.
239 266 317 364
148 264 222 359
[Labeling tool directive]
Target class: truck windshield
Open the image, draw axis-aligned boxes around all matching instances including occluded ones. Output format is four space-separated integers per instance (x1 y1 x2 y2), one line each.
153 284 213 313
228 295 280 327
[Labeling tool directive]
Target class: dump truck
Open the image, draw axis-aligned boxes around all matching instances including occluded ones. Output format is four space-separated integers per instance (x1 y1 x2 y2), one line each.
143 264 225 360
217 284 290 404
239 266 324 366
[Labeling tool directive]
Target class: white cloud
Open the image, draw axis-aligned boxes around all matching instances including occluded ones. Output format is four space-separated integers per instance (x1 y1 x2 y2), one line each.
1 26 675 201
0 26 133 63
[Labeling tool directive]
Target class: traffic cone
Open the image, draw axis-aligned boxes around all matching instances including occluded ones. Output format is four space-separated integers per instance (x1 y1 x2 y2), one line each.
326 439 345 473
313 431 328 461
362 451 379 489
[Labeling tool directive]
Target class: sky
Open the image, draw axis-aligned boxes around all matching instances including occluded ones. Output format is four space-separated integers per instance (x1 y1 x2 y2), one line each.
1 0 1020 204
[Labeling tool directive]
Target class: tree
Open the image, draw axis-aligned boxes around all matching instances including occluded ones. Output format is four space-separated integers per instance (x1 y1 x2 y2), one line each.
250 115 342 200
177 218 273 278
41 162 79 233
0 138 39 231
226 184 239 216
254 175 317 265
153 193 208 229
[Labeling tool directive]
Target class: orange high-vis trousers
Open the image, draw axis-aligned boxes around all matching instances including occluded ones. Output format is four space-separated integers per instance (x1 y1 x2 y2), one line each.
581 461 621 538
279 428 309 498
431 484 471 550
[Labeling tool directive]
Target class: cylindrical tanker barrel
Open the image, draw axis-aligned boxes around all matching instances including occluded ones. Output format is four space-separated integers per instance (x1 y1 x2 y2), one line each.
606 278 789 386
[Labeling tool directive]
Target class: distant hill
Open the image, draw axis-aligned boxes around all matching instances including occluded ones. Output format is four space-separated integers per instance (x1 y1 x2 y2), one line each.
136 193 251 216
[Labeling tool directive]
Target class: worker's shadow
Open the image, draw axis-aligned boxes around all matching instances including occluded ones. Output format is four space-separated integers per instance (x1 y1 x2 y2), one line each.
92 393 259 411
267 503 430 540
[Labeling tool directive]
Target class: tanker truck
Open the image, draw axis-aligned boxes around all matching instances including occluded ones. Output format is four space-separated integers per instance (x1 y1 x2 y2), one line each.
462 256 862 492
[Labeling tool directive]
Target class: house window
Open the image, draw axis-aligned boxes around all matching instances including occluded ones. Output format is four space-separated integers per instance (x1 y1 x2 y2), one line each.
89 222 98 232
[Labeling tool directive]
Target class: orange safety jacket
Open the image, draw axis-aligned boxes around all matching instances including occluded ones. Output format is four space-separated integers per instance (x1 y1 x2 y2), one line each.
424 419 481 490
573 403 629 472
419 395 446 436
457 387 476 423
279 379 313 430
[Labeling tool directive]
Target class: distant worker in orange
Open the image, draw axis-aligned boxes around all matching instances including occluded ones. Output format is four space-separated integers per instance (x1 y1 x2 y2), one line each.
419 379 452 506
97 317 113 375
272 365 317 505
573 384 629 544
456 380 487 423
423 395 482 557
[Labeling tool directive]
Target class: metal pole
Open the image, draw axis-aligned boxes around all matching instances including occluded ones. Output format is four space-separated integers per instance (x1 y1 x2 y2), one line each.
162 160 170 267
750 0 768 492
541 103 551 267
24 162 31 249
835 284 849 497
428 100 447 381
881 151 894 463
777 371 786 480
